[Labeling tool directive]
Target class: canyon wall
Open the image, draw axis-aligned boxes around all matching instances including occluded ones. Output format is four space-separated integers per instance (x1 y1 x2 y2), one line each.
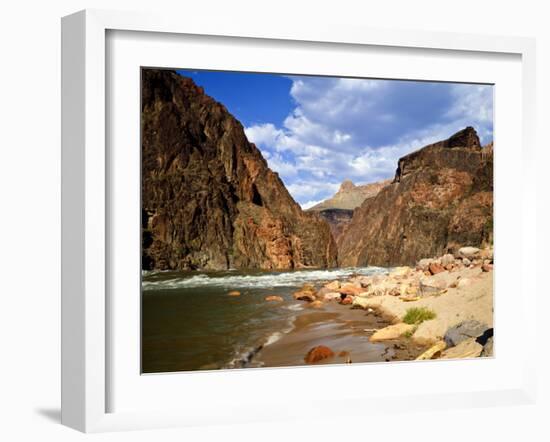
141 69 337 271
338 127 493 267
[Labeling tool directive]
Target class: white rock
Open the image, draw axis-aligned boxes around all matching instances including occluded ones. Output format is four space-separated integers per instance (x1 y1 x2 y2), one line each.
458 246 480 259
441 254 455 267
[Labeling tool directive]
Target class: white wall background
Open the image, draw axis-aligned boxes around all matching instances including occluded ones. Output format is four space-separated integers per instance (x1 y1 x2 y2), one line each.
0 1 547 440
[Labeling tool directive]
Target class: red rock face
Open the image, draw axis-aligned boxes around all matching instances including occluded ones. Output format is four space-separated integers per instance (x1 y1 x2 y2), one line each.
141 69 337 271
338 127 493 267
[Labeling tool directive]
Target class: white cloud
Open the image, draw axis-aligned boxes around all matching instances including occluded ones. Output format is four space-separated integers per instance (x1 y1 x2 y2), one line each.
286 180 340 202
446 83 494 143
245 77 493 205
244 123 283 147
263 152 298 179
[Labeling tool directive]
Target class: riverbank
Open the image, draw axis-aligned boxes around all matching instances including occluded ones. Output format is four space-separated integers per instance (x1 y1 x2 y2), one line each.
253 246 494 366
255 301 427 368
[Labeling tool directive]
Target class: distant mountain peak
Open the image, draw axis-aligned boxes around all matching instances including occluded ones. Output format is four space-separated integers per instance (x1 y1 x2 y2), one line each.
309 178 391 211
338 179 356 193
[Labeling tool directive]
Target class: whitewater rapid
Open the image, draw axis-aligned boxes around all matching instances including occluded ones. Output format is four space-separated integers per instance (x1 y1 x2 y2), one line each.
142 266 389 292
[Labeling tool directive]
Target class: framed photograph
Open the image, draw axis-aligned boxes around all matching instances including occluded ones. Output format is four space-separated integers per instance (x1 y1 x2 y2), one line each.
61 9 537 432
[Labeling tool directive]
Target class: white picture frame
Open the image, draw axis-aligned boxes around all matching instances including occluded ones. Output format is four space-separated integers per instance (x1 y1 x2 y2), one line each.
61 9 537 433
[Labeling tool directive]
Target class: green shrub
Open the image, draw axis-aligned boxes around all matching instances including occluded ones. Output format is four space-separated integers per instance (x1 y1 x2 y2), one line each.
403 307 436 325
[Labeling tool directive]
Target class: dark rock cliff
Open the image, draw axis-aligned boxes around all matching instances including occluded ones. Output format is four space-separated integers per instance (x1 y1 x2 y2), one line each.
141 69 337 271
315 208 354 243
338 127 493 267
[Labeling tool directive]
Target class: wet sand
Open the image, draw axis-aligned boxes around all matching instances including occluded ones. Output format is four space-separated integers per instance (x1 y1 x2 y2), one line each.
254 302 427 368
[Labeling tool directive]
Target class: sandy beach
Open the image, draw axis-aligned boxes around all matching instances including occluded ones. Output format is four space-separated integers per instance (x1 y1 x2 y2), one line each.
256 302 427 368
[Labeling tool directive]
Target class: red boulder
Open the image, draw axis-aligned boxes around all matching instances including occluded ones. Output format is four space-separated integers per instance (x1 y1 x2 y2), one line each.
304 345 335 363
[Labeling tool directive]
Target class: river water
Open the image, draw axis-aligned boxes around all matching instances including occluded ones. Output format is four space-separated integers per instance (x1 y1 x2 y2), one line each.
142 266 389 373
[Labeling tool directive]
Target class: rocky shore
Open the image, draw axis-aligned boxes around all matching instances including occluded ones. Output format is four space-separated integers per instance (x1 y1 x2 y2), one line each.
259 245 494 365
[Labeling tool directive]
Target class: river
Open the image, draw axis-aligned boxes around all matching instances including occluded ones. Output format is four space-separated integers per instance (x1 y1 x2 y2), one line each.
142 266 393 373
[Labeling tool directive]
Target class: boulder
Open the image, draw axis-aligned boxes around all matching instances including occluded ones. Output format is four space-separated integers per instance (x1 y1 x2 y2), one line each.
293 290 316 302
340 295 354 305
482 263 493 272
444 320 490 347
304 345 335 363
429 262 445 275
440 338 483 359
352 297 369 309
324 280 340 291
416 341 447 360
417 258 433 271
265 295 283 302
481 337 494 357
462 258 471 266
320 291 342 301
339 283 364 296
369 323 416 342
476 328 494 358
458 246 480 260
441 254 455 267
228 290 241 297
308 300 324 309
412 320 447 346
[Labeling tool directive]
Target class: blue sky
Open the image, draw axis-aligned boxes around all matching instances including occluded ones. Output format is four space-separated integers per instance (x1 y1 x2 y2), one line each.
177 69 494 208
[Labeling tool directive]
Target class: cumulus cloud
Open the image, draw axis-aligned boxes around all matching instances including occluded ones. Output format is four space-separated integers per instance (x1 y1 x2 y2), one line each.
245 76 493 207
